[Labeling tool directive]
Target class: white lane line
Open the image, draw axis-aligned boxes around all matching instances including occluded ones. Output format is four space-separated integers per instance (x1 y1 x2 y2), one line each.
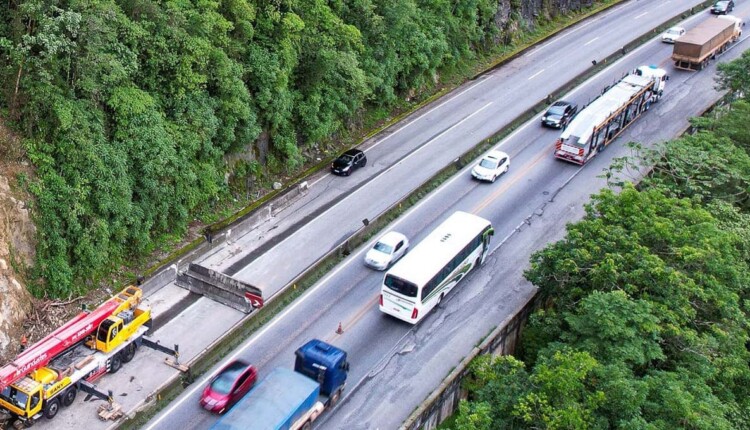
634 11 648 19
524 0 636 56
307 77 491 189
144 98 490 427
528 69 545 80
584 37 599 46
146 3 701 424
236 102 493 280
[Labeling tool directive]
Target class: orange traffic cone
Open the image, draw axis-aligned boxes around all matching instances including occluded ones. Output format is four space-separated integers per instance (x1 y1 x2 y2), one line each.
336 322 344 334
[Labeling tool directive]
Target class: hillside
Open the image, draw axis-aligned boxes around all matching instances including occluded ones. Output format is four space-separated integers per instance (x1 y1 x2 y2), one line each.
0 119 33 362
0 0 615 359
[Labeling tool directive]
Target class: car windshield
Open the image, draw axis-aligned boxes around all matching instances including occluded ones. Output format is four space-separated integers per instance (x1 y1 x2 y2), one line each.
373 242 393 254
479 158 499 169
337 155 354 163
666 28 681 35
210 363 246 394
547 105 566 115
715 1 727 6
210 372 238 395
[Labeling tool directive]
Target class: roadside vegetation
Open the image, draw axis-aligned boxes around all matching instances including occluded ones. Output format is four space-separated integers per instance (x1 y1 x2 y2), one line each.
449 53 750 429
0 0 619 298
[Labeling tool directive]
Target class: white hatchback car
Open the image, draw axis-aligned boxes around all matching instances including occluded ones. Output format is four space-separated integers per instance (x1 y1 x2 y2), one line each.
364 231 409 270
471 150 510 183
661 26 686 43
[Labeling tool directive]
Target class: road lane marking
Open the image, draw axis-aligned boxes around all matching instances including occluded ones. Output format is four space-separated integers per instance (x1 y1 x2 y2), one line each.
473 149 550 215
524 0 636 56
327 295 379 343
236 102 494 279
308 77 493 188
142 100 500 430
634 11 648 19
528 69 545 80
584 37 599 46
144 5 710 426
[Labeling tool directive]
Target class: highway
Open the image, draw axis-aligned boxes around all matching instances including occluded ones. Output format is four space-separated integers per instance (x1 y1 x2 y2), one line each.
145 1 744 429
30 0 744 429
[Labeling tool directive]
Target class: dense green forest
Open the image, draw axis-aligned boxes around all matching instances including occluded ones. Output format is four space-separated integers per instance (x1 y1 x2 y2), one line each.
450 53 750 429
0 0 609 297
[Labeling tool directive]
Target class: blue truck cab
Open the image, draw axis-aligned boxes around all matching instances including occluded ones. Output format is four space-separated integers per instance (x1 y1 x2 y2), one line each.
294 339 349 401
211 340 349 430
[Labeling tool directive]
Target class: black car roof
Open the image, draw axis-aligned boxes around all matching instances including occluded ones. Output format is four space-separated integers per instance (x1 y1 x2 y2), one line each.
343 149 363 156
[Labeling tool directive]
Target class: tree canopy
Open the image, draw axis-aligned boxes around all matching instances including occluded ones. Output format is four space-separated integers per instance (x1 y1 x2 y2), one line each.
0 0 589 296
451 53 750 429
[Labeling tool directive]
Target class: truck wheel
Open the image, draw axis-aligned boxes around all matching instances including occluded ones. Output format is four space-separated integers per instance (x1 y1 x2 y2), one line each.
23 420 34 428
61 387 77 407
121 343 136 363
110 354 122 374
329 388 342 407
44 399 60 419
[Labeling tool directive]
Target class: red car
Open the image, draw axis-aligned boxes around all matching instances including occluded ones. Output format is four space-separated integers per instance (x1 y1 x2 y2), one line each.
199 360 258 414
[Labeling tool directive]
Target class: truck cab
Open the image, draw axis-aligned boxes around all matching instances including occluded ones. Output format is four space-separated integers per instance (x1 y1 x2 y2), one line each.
294 339 349 403
635 65 668 96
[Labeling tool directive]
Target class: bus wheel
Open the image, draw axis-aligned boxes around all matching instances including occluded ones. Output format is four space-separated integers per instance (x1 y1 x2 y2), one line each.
437 293 445 306
301 422 312 430
61 387 77 407
110 354 122 374
121 343 136 363
44 399 60 420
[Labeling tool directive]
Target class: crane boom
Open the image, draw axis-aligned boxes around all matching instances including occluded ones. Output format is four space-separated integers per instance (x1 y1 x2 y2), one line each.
0 287 142 392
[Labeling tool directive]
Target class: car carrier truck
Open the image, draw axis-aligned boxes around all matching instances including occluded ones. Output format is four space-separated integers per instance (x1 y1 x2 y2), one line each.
211 339 349 430
554 65 667 165
672 15 743 71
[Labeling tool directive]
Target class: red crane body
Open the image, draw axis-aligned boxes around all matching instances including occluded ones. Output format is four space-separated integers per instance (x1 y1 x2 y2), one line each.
0 298 122 392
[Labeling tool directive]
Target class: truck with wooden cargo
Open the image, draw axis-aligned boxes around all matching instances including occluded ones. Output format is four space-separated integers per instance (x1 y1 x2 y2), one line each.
211 339 349 430
0 286 184 427
554 65 667 165
672 15 743 71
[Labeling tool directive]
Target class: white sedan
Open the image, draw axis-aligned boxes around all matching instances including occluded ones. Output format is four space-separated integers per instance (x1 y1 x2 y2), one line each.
364 231 409 270
471 150 510 183
661 26 686 43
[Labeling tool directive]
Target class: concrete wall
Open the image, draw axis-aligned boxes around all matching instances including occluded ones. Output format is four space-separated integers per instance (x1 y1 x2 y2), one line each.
400 292 539 430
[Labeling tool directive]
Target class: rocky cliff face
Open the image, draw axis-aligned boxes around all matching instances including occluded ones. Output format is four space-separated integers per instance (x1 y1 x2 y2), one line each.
494 0 597 31
0 124 35 363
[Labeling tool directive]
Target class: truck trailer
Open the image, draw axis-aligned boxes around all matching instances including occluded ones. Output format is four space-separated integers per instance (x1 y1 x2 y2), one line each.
672 15 743 71
211 339 349 430
554 65 667 165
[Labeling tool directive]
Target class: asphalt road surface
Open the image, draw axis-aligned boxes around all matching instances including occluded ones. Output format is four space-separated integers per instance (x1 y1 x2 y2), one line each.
142 2 746 430
28 0 744 429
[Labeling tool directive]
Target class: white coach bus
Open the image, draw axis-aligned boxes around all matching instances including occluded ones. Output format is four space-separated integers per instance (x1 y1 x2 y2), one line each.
379 211 494 324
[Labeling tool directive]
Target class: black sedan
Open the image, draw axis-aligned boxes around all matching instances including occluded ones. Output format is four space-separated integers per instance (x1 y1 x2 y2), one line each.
331 149 367 176
711 0 734 14
541 100 578 129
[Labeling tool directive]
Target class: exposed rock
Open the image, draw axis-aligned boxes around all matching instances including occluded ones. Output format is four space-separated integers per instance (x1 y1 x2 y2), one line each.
0 118 36 363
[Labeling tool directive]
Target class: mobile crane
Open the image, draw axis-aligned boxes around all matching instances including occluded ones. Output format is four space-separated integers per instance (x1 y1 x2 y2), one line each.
0 286 183 426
